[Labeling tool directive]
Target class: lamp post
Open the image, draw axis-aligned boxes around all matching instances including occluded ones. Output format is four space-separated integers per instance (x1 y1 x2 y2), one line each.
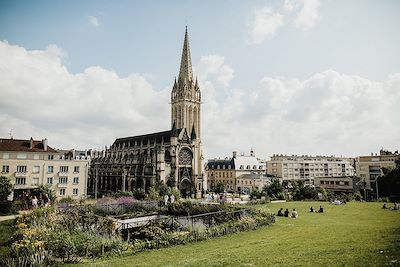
94 163 98 200
375 176 380 201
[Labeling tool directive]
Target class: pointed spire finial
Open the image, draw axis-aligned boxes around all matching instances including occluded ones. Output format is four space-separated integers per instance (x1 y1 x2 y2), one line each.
178 27 193 82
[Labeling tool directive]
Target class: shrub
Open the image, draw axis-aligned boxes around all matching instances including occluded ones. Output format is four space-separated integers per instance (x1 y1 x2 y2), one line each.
0 200 13 215
0 176 12 202
111 190 133 198
58 196 75 205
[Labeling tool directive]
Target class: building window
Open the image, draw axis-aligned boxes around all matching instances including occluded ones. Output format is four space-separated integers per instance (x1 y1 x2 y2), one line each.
3 153 10 159
17 165 27 173
60 189 66 196
48 166 54 173
17 153 27 159
32 177 39 185
16 177 26 185
48 155 54 160
73 188 78 195
73 177 79 184
47 177 53 185
59 166 68 173
32 166 40 173
59 177 68 184
74 166 80 173
320 181 324 185
2 165 9 173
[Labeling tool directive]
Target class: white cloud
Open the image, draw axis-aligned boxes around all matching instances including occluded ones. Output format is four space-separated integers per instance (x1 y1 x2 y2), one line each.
0 41 168 149
0 42 398 159
199 63 400 158
293 0 321 30
195 55 234 88
249 7 283 44
248 0 321 44
88 16 99 27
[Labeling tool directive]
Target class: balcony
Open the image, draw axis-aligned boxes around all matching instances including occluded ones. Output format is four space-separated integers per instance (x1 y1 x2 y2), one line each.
57 183 68 188
15 172 27 177
13 184 28 189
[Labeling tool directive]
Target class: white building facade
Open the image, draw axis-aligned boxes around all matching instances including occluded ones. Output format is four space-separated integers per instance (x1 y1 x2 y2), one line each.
267 154 355 184
0 138 89 200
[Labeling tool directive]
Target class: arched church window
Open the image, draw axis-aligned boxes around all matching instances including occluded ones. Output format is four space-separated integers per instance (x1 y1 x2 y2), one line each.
178 147 192 165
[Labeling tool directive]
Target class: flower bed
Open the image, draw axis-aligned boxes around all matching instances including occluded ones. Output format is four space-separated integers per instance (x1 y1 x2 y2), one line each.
1 199 275 266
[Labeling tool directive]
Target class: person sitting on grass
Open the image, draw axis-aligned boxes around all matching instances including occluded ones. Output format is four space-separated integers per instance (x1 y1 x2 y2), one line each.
393 203 399 210
284 208 289 217
382 203 388 209
277 208 284 216
318 206 324 213
291 209 298 218
310 206 314 212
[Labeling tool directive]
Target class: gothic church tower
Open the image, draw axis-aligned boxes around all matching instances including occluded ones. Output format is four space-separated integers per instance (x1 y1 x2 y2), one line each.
171 28 201 138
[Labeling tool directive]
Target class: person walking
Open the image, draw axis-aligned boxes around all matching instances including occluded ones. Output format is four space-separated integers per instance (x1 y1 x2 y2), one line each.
170 194 175 204
164 194 169 206
31 196 38 209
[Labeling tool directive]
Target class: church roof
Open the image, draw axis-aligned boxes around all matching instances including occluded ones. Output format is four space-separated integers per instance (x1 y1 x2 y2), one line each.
113 128 183 147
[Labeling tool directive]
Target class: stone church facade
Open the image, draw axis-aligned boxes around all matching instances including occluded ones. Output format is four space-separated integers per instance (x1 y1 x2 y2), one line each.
88 29 205 198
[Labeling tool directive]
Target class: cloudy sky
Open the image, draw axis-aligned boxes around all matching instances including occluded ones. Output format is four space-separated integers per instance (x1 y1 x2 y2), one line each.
0 0 399 159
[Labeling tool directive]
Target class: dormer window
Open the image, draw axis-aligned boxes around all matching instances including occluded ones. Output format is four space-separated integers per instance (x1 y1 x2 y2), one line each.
240 165 244 169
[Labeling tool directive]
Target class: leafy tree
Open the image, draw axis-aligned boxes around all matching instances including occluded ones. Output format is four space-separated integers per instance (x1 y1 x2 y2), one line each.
214 182 225 194
0 176 12 201
263 178 283 199
35 184 56 202
378 160 400 201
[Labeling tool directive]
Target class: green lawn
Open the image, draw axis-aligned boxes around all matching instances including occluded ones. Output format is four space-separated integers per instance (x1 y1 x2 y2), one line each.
79 201 399 266
0 219 15 258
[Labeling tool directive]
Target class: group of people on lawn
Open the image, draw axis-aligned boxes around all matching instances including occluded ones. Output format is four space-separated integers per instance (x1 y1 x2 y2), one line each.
382 202 399 210
277 205 323 218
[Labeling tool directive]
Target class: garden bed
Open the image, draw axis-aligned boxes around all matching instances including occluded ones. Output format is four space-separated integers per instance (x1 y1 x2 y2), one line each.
0 199 274 266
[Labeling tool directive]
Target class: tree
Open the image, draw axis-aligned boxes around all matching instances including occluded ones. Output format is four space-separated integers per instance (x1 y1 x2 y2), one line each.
214 182 225 194
0 176 12 201
35 184 56 202
263 179 283 199
378 160 400 201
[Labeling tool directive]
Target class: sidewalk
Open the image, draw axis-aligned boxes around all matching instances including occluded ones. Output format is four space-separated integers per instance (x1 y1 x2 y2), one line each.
0 210 30 222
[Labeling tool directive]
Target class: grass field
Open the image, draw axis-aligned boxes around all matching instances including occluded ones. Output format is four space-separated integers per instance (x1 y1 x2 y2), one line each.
76 201 400 267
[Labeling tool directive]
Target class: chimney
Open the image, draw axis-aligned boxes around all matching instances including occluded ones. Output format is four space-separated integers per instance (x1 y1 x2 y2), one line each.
29 137 34 149
42 139 48 151
233 151 237 158
250 148 255 157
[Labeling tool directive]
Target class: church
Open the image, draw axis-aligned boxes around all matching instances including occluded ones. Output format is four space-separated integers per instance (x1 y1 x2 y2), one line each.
88 29 206 198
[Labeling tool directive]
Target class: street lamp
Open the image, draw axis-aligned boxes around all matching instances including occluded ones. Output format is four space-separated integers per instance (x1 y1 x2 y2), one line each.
375 176 380 200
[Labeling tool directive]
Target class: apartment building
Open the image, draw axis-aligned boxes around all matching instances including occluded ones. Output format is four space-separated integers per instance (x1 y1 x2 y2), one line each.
206 149 266 192
355 150 400 191
0 138 89 200
267 154 355 184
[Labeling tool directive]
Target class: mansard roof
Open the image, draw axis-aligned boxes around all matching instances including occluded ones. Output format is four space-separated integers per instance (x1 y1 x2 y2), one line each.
207 158 235 169
113 128 183 147
0 138 57 153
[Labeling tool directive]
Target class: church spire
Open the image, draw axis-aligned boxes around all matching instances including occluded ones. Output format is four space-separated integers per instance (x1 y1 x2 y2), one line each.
178 27 193 82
